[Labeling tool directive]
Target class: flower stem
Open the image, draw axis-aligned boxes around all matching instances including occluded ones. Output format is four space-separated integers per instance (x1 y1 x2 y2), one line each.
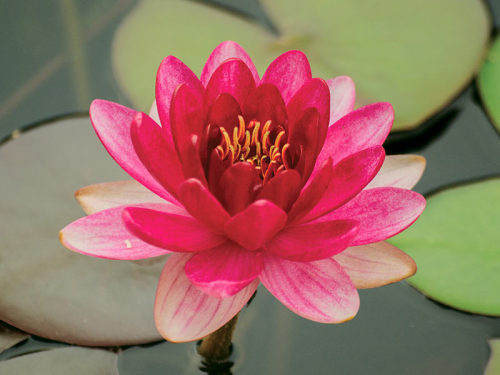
197 315 238 361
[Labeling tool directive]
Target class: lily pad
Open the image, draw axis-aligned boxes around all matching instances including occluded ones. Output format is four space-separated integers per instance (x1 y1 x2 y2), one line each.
486 339 500 375
112 0 490 130
0 117 164 346
478 34 500 132
0 324 28 354
390 178 500 316
0 347 118 375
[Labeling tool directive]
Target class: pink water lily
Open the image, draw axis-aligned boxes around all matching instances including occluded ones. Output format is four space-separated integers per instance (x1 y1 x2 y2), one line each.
60 41 426 343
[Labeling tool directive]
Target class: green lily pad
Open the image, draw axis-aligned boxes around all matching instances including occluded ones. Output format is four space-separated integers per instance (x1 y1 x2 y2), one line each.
390 178 500 316
0 117 164 346
478 34 500 132
112 0 490 130
486 339 500 375
0 347 118 375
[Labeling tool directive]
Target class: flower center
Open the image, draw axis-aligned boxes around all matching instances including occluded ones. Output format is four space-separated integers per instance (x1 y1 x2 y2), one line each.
215 115 291 183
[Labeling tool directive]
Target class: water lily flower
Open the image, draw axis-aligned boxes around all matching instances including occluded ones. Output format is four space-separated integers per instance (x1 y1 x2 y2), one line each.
60 41 426 343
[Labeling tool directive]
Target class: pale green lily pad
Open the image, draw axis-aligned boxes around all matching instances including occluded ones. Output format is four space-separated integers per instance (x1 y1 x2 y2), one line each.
0 347 118 375
486 339 500 375
112 0 490 130
390 178 500 316
478 34 500 132
0 117 164 346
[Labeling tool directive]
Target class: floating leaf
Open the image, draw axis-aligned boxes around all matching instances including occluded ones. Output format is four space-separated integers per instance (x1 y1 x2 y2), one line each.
112 0 490 130
478 34 500 132
486 339 500 375
0 324 28 354
0 347 118 375
0 117 164 346
390 178 500 315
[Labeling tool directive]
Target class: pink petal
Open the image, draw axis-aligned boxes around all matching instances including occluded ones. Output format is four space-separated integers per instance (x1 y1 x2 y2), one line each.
257 169 302 211
155 56 203 139
366 155 426 190
242 83 287 127
185 242 262 298
155 253 258 342
123 206 226 252
260 256 360 323
89 100 175 202
218 162 261 215
59 203 173 260
75 180 171 215
315 102 394 168
287 158 333 224
201 41 259 86
287 78 330 148
264 220 359 262
300 146 385 223
205 58 256 107
177 178 230 233
170 84 207 184
224 200 287 250
334 241 417 289
261 50 312 103
327 76 356 124
131 112 185 197
317 187 426 246
208 93 242 134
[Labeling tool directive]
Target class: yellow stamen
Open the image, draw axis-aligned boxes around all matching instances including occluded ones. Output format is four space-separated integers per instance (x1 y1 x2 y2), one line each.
281 143 291 169
232 126 239 149
255 141 261 158
274 130 286 149
238 115 246 140
251 121 261 145
262 131 271 154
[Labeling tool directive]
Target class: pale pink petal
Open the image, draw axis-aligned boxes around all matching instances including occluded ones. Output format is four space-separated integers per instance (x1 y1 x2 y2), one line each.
177 178 230 233
300 146 385 223
185 242 262 298
123 206 226 252
149 100 160 123
334 241 417 288
315 102 394 167
59 203 172 260
155 254 259 342
155 56 203 139
261 50 312 103
260 256 360 323
224 200 287 250
264 220 359 262
365 155 426 190
89 100 174 201
317 188 426 246
327 76 356 124
201 41 259 86
75 180 170 215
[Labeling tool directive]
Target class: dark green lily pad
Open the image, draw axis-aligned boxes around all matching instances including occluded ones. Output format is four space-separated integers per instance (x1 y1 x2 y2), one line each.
390 178 500 316
478 34 500 132
0 324 28 354
112 0 490 130
0 117 164 346
0 347 118 375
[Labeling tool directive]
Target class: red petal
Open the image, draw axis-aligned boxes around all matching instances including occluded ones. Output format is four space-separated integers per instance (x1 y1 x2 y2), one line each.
261 50 312 103
185 242 262 298
257 169 302 211
123 206 226 252
218 162 261 215
130 112 184 198
224 200 287 250
208 93 242 134
242 83 287 128
301 146 386 223
177 178 230 233
205 58 256 107
264 219 358 262
156 56 203 139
